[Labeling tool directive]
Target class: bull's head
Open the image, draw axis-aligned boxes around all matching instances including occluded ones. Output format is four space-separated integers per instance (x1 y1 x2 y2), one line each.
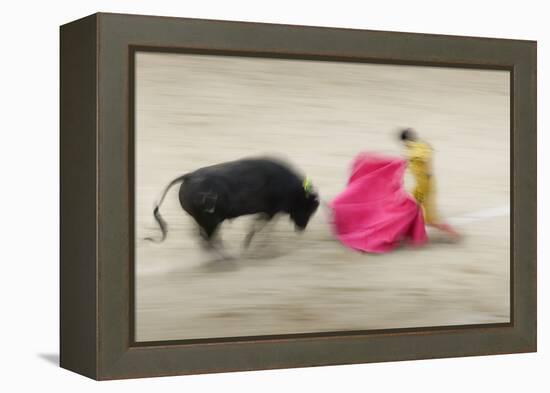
290 177 320 231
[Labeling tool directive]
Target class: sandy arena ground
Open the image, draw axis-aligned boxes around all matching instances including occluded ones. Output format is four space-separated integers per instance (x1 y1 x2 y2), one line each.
134 52 510 342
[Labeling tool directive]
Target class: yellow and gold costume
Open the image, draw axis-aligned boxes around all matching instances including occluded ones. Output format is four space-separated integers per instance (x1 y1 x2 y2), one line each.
404 140 437 224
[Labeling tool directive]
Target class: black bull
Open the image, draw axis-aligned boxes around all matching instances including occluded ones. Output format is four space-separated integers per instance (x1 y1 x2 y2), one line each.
146 158 320 247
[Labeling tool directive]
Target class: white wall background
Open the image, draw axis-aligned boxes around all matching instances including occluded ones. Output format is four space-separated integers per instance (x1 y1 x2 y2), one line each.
0 0 545 391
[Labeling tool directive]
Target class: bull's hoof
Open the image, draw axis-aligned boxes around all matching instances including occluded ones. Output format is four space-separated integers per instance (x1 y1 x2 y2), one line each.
243 231 257 249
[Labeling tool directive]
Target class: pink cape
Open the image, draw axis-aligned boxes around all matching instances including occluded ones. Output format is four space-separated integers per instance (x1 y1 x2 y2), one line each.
329 153 427 253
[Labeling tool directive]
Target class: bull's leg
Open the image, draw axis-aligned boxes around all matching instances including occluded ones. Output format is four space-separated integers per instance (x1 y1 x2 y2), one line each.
197 216 234 260
198 218 221 245
243 213 271 248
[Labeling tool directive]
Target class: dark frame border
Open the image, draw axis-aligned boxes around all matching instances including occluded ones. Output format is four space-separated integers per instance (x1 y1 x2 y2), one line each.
60 12 536 380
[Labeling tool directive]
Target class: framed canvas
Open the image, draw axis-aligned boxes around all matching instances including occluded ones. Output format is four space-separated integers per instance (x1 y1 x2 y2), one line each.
60 12 537 380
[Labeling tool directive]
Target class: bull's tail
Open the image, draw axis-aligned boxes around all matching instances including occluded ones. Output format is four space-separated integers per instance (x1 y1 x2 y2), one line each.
144 174 188 243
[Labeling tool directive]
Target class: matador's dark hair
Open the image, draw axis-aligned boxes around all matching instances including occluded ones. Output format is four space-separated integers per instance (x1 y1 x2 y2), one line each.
399 128 416 141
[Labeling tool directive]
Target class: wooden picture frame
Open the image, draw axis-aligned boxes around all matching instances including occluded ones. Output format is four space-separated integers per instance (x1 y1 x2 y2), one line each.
60 12 536 380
